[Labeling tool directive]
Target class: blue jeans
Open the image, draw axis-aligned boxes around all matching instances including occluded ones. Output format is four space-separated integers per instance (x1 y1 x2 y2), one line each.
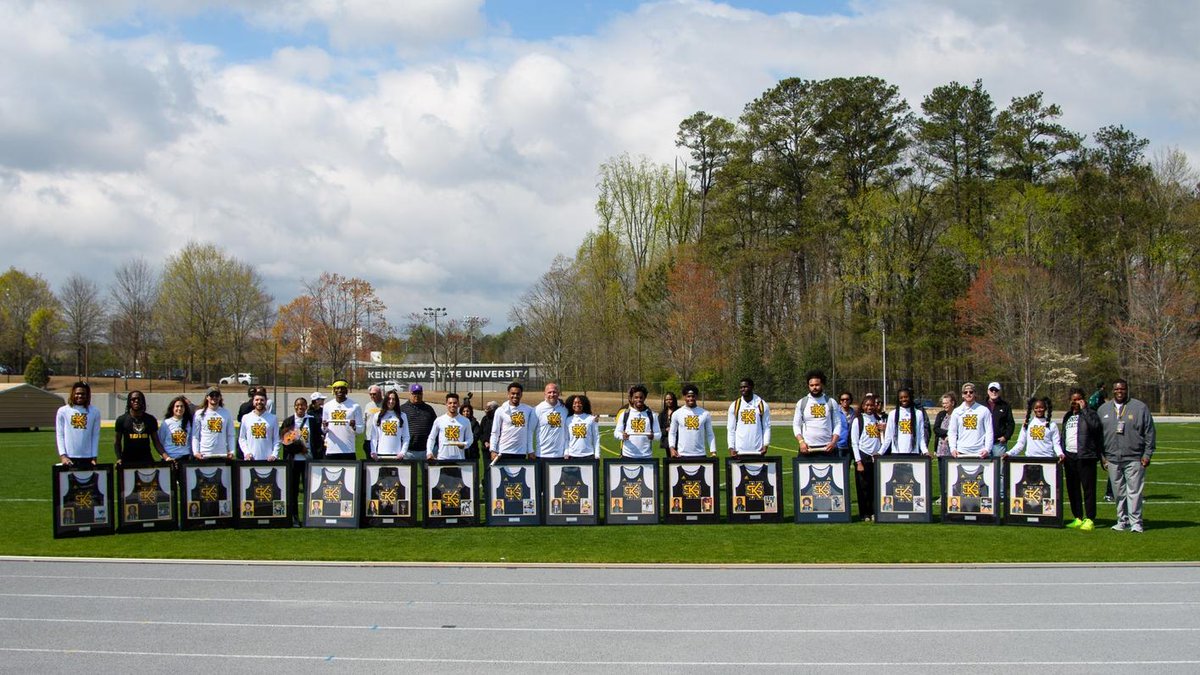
990 442 1007 458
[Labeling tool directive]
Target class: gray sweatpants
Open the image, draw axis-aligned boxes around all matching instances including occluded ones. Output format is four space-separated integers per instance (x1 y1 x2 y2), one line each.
1107 459 1145 528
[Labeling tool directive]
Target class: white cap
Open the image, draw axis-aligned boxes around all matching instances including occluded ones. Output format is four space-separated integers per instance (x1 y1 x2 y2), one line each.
310 391 327 400
987 382 1001 392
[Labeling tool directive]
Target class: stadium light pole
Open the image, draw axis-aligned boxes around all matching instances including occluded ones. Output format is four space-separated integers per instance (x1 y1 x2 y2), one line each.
424 307 447 390
880 320 888 409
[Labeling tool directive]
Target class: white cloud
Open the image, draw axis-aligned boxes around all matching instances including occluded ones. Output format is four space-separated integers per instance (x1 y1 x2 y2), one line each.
1 0 1198 333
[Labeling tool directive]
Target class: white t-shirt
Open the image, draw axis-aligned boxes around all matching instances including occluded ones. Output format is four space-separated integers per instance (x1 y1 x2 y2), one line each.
669 406 716 456
614 406 659 458
792 394 837 447
535 400 569 458
427 414 473 461
322 398 364 455
727 396 771 454
237 410 279 460
372 410 411 457
565 413 601 458
192 407 235 458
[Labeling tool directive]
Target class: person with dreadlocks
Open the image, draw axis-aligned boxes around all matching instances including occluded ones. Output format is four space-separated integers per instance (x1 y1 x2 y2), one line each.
1007 397 1063 460
1060 387 1103 530
879 387 929 456
56 381 101 467
114 390 167 464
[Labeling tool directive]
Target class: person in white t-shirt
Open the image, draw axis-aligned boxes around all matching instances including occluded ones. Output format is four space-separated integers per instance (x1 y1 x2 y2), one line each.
192 387 235 459
534 382 569 459
55 381 101 467
880 387 929 456
949 382 993 458
490 382 536 461
614 384 659 458
237 393 280 461
427 392 474 462
321 380 363 458
727 378 770 456
564 394 601 459
362 384 384 457
792 369 839 455
371 389 411 460
669 384 716 457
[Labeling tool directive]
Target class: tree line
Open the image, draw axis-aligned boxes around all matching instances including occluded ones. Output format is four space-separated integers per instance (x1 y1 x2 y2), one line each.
510 76 1200 412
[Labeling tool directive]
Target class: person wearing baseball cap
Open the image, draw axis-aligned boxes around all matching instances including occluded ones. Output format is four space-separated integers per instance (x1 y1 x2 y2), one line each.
321 380 362 458
399 383 436 461
985 381 1014 457
192 386 234 460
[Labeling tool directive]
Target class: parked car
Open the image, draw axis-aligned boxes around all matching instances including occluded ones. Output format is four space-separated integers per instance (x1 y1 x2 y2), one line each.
219 372 258 385
92 368 124 378
158 369 187 381
374 380 407 393
0 364 13 375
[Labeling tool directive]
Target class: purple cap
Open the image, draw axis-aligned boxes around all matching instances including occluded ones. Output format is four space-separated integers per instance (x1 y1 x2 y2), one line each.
410 384 423 393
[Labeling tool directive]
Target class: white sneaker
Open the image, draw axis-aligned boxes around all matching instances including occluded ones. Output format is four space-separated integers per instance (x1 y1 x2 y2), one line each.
1131 524 1144 533
1112 521 1130 532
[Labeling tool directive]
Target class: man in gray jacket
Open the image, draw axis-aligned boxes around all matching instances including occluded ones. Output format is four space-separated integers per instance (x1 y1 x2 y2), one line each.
1098 379 1155 533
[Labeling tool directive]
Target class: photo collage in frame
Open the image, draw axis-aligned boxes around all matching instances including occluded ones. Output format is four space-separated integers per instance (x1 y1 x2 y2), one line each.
304 461 360 528
362 461 417 527
117 464 177 533
53 464 115 538
543 459 599 526
875 456 932 523
487 460 542 526
604 459 659 524
425 462 476 527
1004 457 1062 528
181 459 235 530
663 458 719 524
236 461 293 528
727 457 783 523
941 457 1000 525
793 457 851 524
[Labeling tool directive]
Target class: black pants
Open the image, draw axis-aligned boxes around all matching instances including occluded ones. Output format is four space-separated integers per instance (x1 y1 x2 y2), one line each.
854 456 876 519
1063 454 1098 520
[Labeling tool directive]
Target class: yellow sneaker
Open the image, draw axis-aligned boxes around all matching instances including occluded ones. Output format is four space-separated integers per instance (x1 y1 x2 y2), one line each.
1080 519 1095 531
1066 518 1083 529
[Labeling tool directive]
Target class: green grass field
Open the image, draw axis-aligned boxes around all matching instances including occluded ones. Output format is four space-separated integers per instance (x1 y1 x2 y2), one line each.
4 425 1198 563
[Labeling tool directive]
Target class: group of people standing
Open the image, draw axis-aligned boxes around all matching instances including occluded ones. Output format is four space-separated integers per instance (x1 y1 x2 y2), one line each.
54 373 1157 532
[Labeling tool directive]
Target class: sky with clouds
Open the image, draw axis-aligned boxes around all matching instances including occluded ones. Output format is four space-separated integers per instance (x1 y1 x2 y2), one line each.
2 0 1196 332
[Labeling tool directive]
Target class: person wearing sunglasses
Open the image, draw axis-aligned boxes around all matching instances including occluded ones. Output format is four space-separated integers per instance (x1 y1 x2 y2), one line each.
948 383 992 459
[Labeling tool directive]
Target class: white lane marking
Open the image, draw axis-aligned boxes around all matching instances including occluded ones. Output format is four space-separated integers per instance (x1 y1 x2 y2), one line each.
3 575 1200 588
2 648 1198 667
3 616 1200 634
1 593 1195 608
1150 481 1200 487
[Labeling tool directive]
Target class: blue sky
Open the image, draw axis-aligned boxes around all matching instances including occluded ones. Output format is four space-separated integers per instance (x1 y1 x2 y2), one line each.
3 0 1197 330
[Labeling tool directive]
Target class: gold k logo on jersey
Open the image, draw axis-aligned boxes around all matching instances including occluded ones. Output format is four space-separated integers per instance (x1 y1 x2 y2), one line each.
139 487 157 504
200 485 218 501
510 412 526 427
899 419 913 434
547 412 562 428
76 493 94 508
630 417 647 434
812 481 831 497
251 422 267 439
682 481 701 498
963 415 978 430
685 415 700 430
71 413 88 429
561 487 579 503
445 425 461 441
331 410 347 422
382 420 398 436
740 409 756 424
171 429 187 445
894 485 914 501
744 481 765 499
323 486 341 501
254 485 273 502
571 424 587 439
378 487 398 503
1023 487 1043 502
811 404 826 419
207 417 223 433
961 481 981 498
504 484 524 500
623 484 642 499
442 490 461 507
1030 425 1046 440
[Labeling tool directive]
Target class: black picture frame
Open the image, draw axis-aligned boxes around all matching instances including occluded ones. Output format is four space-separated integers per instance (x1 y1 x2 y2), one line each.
792 457 851 524
52 464 115 538
424 462 477 528
303 461 361 528
663 457 720 524
361 461 418 527
1004 457 1063 528
603 458 659 525
874 455 932 524
487 459 542 526
542 459 599 526
235 461 293 529
941 457 1001 525
180 459 237 530
117 463 177 533
727 456 784 524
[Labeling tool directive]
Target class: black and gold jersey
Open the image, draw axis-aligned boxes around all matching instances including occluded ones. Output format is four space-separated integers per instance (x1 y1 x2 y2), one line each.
244 468 281 517
310 468 353 517
610 465 653 514
63 472 105 524
124 470 169 520
431 467 470 516
554 466 588 515
495 466 530 515
885 462 920 512
951 464 989 512
671 465 711 512
735 463 775 512
1014 464 1051 515
799 464 844 511
190 467 227 517
370 466 407 516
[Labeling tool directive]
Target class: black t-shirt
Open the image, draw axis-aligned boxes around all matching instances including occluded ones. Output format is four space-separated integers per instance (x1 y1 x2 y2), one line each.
115 413 159 464
400 402 438 450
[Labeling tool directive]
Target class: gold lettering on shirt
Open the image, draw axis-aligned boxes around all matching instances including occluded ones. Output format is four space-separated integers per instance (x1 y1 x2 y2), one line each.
740 409 756 425
207 417 223 433
442 490 461 508
745 482 765 499
510 411 526 427
1030 425 1046 441
894 484 914 501
629 417 647 434
682 481 701 498
685 415 700 430
323 486 342 501
378 487 398 503
810 404 826 419
331 410 347 423
561 487 580 503
199 485 218 502
75 492 94 508
961 481 981 498
812 482 831 497
570 424 587 439
138 487 157 504
254 485 273 502
899 419 913 434
623 483 642 499
445 425 461 442
504 483 524 500
251 422 267 439
71 412 88 429
547 412 562 428
171 429 187 446
1023 486 1043 502
382 419 398 436
963 415 978 430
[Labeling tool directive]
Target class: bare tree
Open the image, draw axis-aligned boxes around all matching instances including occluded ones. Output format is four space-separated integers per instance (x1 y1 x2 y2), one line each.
110 258 159 375
59 275 108 376
509 256 574 382
303 273 388 383
1118 268 1200 413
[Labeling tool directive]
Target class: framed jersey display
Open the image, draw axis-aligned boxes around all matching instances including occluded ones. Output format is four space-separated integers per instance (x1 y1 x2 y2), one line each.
1004 458 1062 528
235 461 293 529
180 459 236 530
941 457 1001 525
792 457 851 524
604 458 659 524
727 456 783 523
874 455 932 524
487 459 542 526
663 458 719 524
303 461 361 528
362 461 417 527
52 464 115 538
543 459 599 526
424 462 476 528
117 464 177 533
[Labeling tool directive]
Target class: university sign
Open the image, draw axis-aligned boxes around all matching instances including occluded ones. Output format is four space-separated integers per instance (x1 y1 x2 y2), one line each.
364 364 533 383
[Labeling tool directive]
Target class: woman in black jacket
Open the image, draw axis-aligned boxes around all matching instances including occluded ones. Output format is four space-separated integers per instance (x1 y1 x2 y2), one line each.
658 392 679 453
460 402 480 461
1061 387 1103 531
